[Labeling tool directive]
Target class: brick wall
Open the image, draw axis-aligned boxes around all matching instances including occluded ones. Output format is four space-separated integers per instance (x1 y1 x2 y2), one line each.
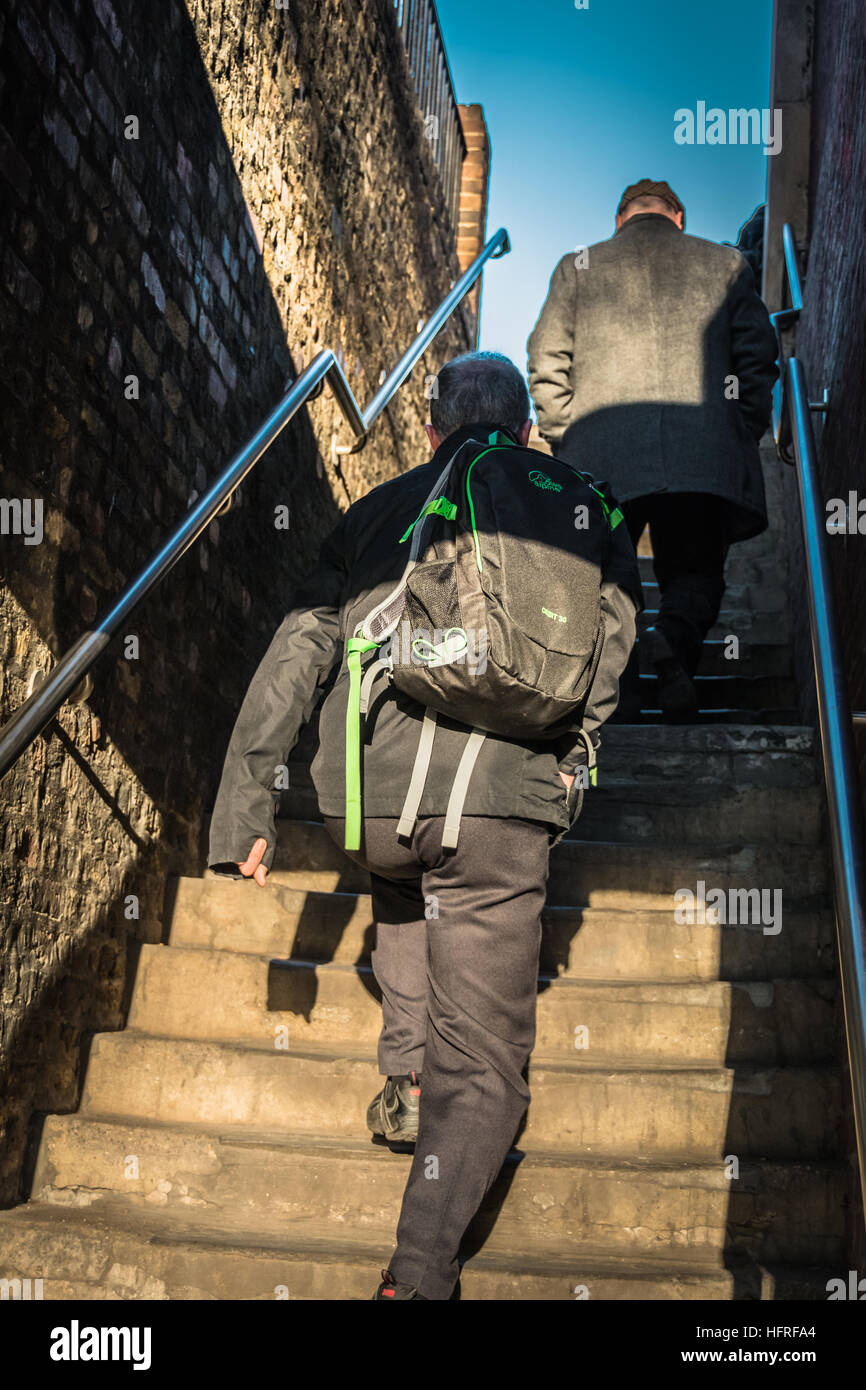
778 0 866 742
456 102 491 325
773 0 866 1267
0 0 475 1204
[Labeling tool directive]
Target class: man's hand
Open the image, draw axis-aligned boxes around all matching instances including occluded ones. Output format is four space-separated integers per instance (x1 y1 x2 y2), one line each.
559 770 575 790
238 837 269 887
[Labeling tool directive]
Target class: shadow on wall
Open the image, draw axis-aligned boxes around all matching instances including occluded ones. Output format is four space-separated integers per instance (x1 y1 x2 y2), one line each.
0 0 467 1206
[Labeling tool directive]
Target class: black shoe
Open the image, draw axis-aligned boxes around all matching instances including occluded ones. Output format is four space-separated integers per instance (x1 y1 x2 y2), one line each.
366 1072 421 1142
643 626 699 723
373 1268 428 1300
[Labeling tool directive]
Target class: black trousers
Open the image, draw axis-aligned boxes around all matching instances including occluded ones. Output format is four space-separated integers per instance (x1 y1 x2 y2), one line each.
323 813 550 1301
622 492 730 686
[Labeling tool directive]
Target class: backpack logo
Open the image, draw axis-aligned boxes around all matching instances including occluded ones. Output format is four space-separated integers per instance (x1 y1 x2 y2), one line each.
541 606 567 623
528 470 562 493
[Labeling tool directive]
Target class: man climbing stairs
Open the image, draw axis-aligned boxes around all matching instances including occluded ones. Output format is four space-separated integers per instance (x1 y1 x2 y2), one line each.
0 442 846 1299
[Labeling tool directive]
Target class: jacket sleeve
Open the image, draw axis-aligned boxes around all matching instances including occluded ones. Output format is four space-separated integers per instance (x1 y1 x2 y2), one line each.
207 514 350 876
527 254 578 446
554 509 643 772
728 259 779 441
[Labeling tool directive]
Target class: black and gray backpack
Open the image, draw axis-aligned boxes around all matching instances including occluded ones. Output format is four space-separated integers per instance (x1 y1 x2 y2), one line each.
342 430 625 850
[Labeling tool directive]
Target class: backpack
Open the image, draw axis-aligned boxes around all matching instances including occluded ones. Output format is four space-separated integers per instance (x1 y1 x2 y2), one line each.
342 430 625 850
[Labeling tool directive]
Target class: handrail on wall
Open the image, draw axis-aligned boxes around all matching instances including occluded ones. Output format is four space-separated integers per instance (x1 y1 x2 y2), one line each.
773 222 866 1226
0 228 510 782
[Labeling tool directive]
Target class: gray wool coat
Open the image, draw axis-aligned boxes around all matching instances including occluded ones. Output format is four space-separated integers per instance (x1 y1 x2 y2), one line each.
527 213 779 542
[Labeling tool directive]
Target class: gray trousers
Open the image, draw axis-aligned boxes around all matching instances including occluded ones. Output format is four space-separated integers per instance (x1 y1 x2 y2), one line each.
323 814 551 1300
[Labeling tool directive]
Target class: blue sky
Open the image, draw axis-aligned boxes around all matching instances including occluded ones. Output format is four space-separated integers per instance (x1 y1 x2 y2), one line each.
435 0 774 376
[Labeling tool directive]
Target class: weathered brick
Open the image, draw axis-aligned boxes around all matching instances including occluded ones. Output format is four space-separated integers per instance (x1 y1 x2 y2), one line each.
43 105 79 171
207 364 227 410
110 156 149 236
164 296 190 349
169 219 193 276
58 69 93 139
130 323 158 378
79 156 111 209
140 251 165 312
176 140 195 194
16 5 56 79
218 340 237 391
2 246 43 313
93 0 123 51
0 122 32 200
83 67 116 134
161 369 183 415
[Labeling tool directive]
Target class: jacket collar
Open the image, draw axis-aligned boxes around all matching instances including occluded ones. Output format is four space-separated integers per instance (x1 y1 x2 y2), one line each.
614 212 683 235
429 422 521 470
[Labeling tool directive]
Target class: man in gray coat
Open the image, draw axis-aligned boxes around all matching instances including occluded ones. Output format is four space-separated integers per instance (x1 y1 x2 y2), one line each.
528 178 778 720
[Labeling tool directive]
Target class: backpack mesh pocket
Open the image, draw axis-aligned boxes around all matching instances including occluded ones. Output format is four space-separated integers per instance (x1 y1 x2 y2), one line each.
405 560 462 631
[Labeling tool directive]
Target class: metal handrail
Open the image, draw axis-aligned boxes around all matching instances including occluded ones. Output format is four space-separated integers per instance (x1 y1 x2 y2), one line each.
0 227 510 781
394 0 466 232
774 223 866 1221
770 223 806 461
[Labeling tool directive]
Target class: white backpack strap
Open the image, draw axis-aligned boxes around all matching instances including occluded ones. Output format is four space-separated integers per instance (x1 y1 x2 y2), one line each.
359 654 393 715
397 709 438 839
442 729 486 849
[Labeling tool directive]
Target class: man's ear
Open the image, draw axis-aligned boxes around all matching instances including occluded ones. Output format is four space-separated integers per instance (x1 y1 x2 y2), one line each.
517 419 533 447
674 210 685 230
425 423 441 452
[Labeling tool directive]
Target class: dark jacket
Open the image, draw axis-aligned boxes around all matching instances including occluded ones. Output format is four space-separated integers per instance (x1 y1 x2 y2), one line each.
208 423 643 875
733 204 765 287
527 213 779 542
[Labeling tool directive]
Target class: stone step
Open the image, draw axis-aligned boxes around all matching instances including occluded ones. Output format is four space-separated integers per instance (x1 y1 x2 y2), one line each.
593 723 818 785
284 724 820 798
640 579 789 615
634 708 802 726
644 640 792 679
127 946 838 1065
0 1202 836 1300
638 609 791 645
574 784 820 845
31 1117 848 1268
270 821 829 908
636 674 796 712
78 1033 843 1160
291 714 812 778
638 554 788 591
169 878 836 983
278 781 822 846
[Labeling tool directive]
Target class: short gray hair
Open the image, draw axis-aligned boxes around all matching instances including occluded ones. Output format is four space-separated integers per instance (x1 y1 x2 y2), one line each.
429 351 529 438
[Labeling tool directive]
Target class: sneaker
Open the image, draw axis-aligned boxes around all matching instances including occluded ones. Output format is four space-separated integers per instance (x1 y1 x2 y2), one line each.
372 1267 427 1300
366 1071 421 1142
643 626 698 723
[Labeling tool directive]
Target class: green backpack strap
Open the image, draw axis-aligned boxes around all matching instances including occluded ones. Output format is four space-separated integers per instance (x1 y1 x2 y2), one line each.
344 636 379 849
398 495 457 544
572 469 624 531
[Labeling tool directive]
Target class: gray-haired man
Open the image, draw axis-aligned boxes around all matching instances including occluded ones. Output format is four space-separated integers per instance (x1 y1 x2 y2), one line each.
208 351 642 1299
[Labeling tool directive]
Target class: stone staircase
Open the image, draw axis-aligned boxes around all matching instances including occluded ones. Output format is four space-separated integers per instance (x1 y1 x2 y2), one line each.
0 443 846 1299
